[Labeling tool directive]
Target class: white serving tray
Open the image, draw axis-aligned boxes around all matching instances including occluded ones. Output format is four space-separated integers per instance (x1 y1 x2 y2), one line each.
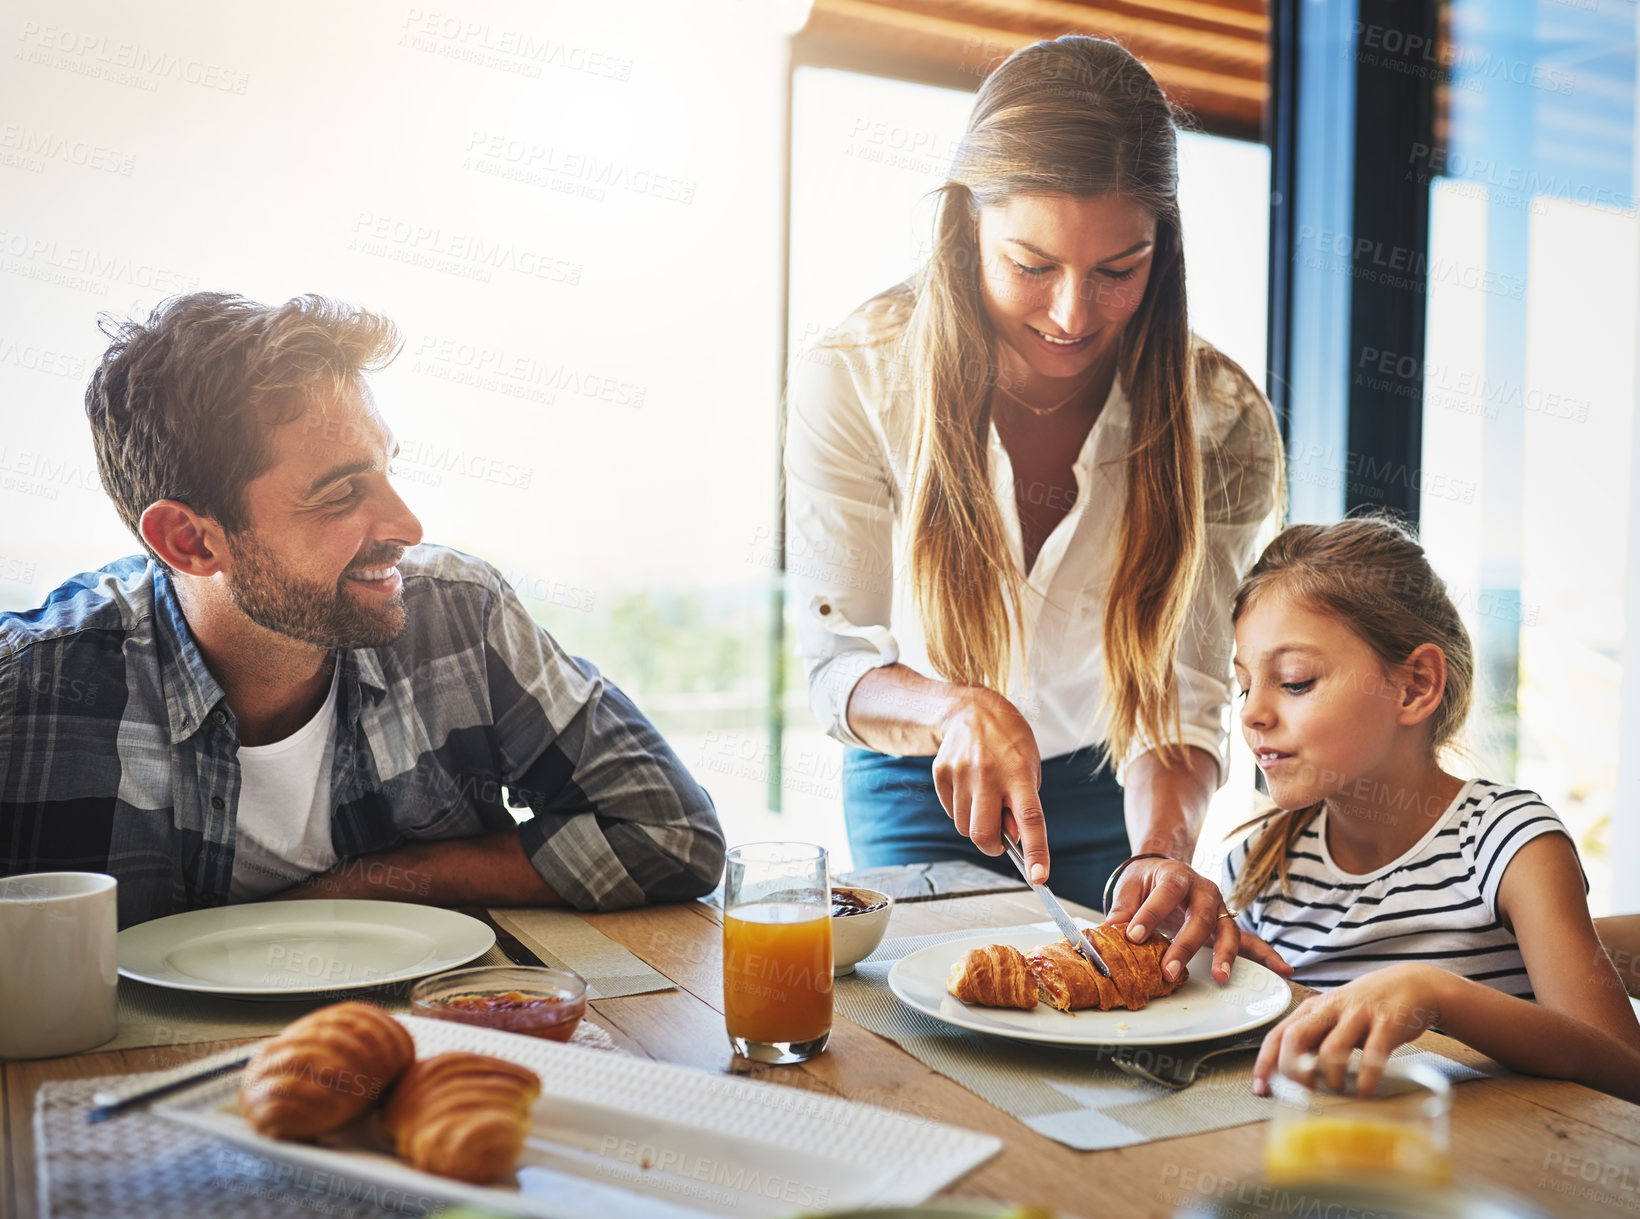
153 1015 1002 1218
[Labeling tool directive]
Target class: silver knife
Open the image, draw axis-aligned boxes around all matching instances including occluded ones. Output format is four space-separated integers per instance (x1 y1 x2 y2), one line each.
87 1046 253 1122
1001 833 1111 977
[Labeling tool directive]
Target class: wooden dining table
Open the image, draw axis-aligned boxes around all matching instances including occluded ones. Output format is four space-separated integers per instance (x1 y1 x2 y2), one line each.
5 883 1639 1219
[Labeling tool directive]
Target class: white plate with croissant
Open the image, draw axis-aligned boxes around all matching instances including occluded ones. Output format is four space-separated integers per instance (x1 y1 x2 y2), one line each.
153 1003 1001 1219
888 920 1291 1047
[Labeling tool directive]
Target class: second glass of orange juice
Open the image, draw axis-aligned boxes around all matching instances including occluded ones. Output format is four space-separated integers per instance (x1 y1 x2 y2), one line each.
1264 1053 1453 1189
722 842 833 1063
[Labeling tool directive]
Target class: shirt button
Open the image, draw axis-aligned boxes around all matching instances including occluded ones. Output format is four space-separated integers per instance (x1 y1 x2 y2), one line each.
212 710 228 726
211 795 225 810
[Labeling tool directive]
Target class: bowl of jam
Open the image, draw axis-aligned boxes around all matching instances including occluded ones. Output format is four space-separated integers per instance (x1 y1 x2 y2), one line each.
410 966 588 1042
830 886 893 975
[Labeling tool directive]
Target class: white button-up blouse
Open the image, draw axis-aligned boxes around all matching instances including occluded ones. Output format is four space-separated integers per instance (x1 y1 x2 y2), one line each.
784 316 1281 785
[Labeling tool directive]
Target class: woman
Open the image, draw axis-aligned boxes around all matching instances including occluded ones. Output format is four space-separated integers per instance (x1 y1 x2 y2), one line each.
785 36 1287 983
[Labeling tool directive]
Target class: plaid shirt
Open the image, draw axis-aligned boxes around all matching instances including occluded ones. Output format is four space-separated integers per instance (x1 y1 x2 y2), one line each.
0 545 725 929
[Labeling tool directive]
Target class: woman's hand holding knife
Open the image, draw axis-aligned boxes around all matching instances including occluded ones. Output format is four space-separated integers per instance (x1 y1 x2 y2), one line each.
932 686 1050 883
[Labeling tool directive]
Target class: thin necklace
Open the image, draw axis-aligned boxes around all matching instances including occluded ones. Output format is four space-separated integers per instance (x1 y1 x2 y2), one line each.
994 374 1090 418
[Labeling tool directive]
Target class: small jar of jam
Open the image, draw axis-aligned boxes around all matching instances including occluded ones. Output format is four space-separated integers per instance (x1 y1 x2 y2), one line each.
411 966 588 1042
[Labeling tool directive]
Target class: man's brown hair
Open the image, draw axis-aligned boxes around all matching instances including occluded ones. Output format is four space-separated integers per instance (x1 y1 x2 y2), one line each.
85 292 401 560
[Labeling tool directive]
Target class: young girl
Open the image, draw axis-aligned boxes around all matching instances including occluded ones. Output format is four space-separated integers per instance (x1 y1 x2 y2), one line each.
1221 517 1640 1103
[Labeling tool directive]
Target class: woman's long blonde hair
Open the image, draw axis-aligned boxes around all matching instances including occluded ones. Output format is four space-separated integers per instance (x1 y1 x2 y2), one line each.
1225 516 1476 911
843 36 1224 769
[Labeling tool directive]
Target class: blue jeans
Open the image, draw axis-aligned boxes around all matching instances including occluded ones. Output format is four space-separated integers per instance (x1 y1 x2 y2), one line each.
842 747 1130 910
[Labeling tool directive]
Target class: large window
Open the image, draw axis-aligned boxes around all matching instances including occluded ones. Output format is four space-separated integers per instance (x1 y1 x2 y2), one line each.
0 2 1277 875
1418 0 1638 914
0 1 794 847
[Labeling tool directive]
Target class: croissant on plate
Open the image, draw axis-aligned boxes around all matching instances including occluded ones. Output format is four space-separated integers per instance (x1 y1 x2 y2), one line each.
1026 921 1186 1012
239 1001 416 1139
383 1051 542 1184
946 943 1039 1009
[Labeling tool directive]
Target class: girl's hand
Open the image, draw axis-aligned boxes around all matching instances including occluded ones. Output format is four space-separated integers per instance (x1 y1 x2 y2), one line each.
1252 963 1448 1098
1106 858 1295 985
932 687 1048 882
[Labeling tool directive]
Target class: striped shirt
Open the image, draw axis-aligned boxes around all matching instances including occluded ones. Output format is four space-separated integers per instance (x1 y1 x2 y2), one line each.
1 546 725 929
1221 780 1581 996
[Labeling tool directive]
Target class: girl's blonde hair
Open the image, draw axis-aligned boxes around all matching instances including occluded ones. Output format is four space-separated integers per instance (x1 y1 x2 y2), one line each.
1226 515 1475 911
837 35 1273 770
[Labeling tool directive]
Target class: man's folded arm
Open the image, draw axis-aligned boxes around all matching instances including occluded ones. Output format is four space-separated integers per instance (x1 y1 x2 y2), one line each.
485 578 725 910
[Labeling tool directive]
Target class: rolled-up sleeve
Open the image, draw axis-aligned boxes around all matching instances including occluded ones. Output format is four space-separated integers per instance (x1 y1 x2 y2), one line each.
1136 367 1282 788
483 580 725 909
784 342 900 747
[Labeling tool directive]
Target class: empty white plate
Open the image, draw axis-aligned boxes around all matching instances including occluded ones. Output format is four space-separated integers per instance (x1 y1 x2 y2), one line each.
117 899 495 997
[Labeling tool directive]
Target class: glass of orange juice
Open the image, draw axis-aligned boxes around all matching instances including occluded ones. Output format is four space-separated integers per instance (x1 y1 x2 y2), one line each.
1264 1052 1453 1189
722 842 833 1063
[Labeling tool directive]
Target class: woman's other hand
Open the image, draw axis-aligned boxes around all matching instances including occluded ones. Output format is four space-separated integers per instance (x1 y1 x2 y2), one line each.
1106 856 1294 986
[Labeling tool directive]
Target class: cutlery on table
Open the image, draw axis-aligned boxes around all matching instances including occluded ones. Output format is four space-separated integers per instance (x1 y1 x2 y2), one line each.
492 922 549 967
86 1045 254 1122
1000 832 1110 978
1110 1036 1265 1090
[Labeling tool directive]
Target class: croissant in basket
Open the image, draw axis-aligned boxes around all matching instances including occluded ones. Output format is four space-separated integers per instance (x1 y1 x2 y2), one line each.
946 943 1039 1009
383 1051 542 1184
1026 921 1186 1012
239 1001 416 1139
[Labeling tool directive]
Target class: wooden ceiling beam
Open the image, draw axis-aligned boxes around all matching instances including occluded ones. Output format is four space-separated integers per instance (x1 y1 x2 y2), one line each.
880 0 1266 68
800 0 1268 140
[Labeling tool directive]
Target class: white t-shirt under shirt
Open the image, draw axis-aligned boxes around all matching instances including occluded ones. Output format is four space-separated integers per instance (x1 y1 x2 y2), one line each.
228 665 341 901
1222 779 1583 997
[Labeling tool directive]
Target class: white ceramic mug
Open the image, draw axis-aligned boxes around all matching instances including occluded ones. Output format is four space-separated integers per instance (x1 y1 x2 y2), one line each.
0 872 119 1059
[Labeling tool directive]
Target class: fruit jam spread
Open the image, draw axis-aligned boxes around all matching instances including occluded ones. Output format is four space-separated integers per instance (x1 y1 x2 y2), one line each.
831 888 888 917
431 990 584 1041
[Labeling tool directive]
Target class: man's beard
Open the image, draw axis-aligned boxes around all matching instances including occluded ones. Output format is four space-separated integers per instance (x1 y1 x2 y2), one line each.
226 529 407 649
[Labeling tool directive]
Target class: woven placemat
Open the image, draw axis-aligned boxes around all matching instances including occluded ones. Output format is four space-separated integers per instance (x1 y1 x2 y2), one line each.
487 907 672 1000
835 928 1491 1151
34 1019 619 1219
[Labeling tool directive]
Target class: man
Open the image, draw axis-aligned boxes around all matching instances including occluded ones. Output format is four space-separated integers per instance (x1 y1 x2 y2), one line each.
0 292 724 928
